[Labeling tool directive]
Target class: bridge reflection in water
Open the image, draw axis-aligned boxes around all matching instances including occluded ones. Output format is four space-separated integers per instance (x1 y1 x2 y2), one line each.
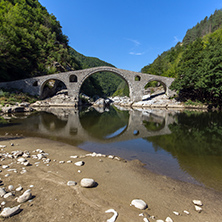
36 107 176 143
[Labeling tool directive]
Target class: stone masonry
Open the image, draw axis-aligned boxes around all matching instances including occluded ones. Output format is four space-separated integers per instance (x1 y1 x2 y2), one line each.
0 66 175 103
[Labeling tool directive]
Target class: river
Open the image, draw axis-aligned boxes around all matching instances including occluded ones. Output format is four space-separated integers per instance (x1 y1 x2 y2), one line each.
0 106 222 192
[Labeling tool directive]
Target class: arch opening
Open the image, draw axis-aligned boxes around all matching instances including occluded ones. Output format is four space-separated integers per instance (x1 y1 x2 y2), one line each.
142 80 167 101
40 79 67 99
79 70 130 105
69 74 77 82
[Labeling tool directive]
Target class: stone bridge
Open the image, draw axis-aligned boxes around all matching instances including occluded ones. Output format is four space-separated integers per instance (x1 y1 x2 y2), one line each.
0 66 175 103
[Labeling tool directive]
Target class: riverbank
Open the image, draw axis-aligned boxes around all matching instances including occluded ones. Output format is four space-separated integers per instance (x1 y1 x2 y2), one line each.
0 136 221 221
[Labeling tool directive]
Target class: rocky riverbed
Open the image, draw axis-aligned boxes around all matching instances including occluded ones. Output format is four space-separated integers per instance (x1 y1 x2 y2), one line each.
0 136 221 221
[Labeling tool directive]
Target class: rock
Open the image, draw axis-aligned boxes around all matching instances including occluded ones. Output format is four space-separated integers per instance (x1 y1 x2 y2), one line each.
143 218 149 222
13 150 23 158
17 190 32 203
165 217 173 222
0 205 21 217
70 155 78 159
0 188 6 197
8 185 14 191
67 160 72 164
59 161 65 164
80 178 96 188
74 161 84 166
156 220 164 222
194 205 202 213
2 165 9 169
183 210 190 215
67 181 77 186
130 199 148 210
173 211 179 216
105 209 118 222
16 186 23 192
4 192 13 199
192 200 203 206
17 157 26 163
0 145 6 148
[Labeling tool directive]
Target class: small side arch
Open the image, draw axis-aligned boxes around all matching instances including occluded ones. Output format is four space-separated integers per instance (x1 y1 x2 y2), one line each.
69 74 78 82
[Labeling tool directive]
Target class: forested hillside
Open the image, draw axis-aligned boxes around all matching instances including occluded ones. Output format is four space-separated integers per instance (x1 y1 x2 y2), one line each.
0 0 127 97
141 9 222 104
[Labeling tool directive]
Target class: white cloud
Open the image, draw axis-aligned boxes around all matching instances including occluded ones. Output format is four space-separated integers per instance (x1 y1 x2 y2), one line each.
129 52 144 56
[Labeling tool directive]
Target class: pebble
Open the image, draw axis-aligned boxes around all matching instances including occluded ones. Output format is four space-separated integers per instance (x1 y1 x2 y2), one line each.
192 200 203 206
75 161 84 166
17 157 26 163
5 174 10 177
130 199 147 210
0 145 6 148
70 155 78 159
173 211 179 216
105 209 118 222
67 181 77 186
1 201 6 205
143 218 149 222
183 210 190 215
0 205 21 217
80 178 96 188
8 185 14 191
156 220 164 222
0 188 6 197
16 186 23 192
194 205 202 213
108 155 114 159
59 161 65 164
165 217 173 222
2 165 9 169
17 190 32 203
4 192 13 199
67 160 72 164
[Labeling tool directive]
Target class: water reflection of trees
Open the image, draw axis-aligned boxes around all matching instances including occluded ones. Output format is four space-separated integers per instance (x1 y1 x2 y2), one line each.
147 111 222 191
79 107 129 139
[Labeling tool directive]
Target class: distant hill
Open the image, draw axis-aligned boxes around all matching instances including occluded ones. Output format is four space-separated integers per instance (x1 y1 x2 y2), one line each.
141 9 222 103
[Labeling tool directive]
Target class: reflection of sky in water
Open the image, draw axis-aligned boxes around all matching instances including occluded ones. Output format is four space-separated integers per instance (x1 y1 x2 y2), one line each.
79 138 202 186
105 125 127 139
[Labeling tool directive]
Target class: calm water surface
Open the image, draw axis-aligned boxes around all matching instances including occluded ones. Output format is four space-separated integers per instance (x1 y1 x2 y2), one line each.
0 107 222 192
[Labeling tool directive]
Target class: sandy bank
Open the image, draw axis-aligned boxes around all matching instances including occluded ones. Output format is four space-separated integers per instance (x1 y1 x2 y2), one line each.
0 136 221 221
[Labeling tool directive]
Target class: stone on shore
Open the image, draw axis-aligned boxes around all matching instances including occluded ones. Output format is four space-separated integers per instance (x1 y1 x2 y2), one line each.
0 188 6 197
80 178 96 188
17 190 32 203
130 199 148 210
194 205 203 213
75 161 84 166
0 205 21 217
67 181 77 186
192 199 203 206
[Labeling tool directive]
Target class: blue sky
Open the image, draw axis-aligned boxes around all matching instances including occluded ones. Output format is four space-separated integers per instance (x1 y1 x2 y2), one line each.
39 0 222 72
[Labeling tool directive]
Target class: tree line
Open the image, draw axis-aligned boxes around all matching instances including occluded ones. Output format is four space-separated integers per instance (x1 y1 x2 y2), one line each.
141 9 222 104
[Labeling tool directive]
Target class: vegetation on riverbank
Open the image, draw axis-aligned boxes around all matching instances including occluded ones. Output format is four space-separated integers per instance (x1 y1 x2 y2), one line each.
141 9 222 104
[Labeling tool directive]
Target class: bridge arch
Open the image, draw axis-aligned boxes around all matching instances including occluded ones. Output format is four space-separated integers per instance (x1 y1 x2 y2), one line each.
77 67 133 99
40 78 68 99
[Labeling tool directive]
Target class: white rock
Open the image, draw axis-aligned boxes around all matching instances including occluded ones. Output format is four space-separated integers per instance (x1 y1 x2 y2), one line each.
165 217 173 222
156 220 164 222
17 190 32 203
0 188 6 197
59 161 65 164
108 155 114 159
18 157 26 163
20 169 27 174
192 200 203 206
0 205 21 217
130 199 147 210
194 205 202 213
75 161 84 166
183 210 190 215
0 145 6 148
2 165 9 169
8 185 14 191
143 218 150 222
70 155 78 159
37 153 44 160
67 160 72 164
80 178 96 188
67 181 77 186
1 201 6 205
16 186 23 192
173 211 179 216
5 174 10 177
105 209 118 222
4 192 13 199
23 161 30 166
